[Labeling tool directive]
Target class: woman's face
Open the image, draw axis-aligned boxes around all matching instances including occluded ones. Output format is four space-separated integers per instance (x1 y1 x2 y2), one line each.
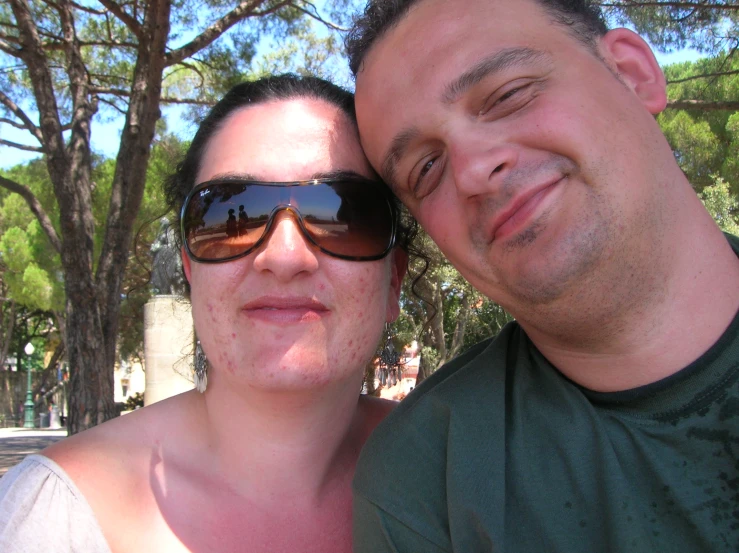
182 98 405 392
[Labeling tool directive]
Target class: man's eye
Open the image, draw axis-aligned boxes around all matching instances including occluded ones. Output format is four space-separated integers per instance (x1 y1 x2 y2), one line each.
419 159 435 178
409 155 443 199
479 82 534 116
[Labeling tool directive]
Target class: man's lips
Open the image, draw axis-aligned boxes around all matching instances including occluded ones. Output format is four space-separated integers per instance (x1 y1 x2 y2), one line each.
242 297 329 323
489 176 565 241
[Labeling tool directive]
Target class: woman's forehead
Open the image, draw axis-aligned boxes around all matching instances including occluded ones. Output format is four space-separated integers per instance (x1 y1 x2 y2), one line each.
197 99 370 183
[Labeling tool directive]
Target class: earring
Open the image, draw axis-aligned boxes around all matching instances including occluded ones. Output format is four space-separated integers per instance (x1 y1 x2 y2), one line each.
378 323 401 372
194 340 208 393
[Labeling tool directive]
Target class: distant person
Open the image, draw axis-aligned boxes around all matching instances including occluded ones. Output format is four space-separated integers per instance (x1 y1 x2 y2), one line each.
0 75 411 553
226 207 237 237
238 204 248 235
346 0 739 551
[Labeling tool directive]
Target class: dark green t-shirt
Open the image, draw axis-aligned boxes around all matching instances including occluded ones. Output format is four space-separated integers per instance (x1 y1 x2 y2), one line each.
353 236 739 553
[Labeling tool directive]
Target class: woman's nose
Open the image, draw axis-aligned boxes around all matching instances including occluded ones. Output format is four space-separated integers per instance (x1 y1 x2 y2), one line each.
251 210 319 280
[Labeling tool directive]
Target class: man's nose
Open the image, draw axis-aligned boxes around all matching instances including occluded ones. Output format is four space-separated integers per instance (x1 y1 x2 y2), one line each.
448 138 519 200
252 210 319 280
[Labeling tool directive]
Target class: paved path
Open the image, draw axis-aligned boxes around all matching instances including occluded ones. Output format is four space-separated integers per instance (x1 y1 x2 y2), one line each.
0 428 67 477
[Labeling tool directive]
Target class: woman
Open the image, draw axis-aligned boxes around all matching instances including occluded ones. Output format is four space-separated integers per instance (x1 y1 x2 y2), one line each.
0 75 409 553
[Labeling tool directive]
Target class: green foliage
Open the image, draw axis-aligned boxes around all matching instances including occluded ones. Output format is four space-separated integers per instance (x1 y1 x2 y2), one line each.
599 1 737 56
0 136 180 361
123 392 144 411
660 54 739 199
699 177 739 235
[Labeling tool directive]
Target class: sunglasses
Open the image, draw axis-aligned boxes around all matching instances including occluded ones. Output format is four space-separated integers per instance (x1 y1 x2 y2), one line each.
181 175 397 263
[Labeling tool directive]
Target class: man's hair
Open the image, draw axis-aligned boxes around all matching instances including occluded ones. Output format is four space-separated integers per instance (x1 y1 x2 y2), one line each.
346 0 609 76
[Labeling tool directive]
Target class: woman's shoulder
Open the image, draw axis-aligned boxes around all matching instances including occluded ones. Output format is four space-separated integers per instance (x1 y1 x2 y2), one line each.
40 392 200 548
0 455 111 552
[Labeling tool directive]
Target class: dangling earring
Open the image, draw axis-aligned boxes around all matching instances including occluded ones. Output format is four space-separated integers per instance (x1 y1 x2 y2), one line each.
378 323 401 372
194 340 208 393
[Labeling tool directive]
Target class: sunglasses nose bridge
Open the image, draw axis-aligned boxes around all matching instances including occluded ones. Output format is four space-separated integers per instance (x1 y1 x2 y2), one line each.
260 205 311 246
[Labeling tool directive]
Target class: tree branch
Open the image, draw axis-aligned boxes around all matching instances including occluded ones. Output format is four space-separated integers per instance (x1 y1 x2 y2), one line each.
0 90 44 143
596 1 739 10
70 1 106 15
0 38 23 58
165 0 270 66
666 99 739 111
161 96 213 106
0 175 63 254
0 117 30 130
98 96 127 115
91 85 214 105
0 138 45 152
294 1 348 32
668 69 739 84
8 0 68 170
96 0 142 39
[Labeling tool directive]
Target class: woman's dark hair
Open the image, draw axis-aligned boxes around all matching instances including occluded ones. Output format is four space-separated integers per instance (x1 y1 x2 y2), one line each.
164 73 423 279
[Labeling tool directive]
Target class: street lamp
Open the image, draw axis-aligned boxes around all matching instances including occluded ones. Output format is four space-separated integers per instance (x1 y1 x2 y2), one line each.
23 342 35 428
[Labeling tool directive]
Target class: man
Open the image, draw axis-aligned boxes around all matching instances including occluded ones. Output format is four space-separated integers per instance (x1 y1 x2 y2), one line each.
346 0 739 551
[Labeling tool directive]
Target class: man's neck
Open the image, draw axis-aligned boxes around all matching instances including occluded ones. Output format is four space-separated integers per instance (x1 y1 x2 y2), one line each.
521 209 739 392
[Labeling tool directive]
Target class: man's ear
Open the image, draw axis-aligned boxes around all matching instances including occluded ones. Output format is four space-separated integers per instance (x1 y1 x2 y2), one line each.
386 248 408 322
181 247 192 283
600 28 667 115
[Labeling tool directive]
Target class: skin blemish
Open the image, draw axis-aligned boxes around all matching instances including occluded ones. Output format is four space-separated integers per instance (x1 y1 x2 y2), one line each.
231 333 236 338
319 283 326 291
348 340 354 346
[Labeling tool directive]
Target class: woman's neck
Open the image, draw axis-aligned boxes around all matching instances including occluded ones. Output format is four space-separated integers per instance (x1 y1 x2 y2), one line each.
193 374 366 504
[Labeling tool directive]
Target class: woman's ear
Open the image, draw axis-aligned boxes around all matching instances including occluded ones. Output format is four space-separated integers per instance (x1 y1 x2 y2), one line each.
181 247 192 283
600 28 667 114
386 248 408 322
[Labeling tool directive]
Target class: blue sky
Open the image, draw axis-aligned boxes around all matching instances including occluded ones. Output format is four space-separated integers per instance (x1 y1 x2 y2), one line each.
0 44 701 171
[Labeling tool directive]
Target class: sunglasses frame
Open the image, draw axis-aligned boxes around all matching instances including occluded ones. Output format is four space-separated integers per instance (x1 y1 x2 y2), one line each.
180 176 398 264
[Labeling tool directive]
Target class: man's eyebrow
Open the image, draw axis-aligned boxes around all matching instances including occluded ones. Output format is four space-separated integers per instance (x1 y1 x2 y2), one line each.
381 127 420 190
442 47 551 104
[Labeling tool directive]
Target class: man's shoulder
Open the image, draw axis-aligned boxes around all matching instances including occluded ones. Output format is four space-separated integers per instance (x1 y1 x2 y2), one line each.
397 320 520 408
354 322 522 494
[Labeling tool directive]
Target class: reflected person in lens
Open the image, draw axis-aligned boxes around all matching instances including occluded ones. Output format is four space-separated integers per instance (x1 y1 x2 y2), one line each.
0 75 411 553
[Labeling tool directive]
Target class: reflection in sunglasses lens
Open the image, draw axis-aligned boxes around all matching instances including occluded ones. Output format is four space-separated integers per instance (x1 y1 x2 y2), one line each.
183 179 394 262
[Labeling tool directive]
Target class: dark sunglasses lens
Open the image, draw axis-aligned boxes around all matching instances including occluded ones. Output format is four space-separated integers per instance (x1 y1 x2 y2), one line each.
294 182 394 258
183 180 394 261
183 183 274 261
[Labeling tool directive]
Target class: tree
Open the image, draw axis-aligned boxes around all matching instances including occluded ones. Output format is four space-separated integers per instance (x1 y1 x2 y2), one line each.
659 55 739 200
0 0 350 433
596 1 739 111
393 231 513 386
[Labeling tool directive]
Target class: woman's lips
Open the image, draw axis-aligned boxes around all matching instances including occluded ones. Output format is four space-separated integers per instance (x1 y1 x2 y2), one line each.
243 297 329 324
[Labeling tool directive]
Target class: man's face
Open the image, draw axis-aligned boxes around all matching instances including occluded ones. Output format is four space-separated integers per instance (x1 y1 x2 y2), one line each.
355 0 669 316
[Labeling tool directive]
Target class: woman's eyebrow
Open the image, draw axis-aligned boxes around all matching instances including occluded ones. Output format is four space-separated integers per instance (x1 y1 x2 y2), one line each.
205 171 260 181
309 169 368 181
442 47 552 104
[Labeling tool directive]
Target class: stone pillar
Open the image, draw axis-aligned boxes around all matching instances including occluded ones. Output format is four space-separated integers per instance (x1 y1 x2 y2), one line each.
144 295 194 406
